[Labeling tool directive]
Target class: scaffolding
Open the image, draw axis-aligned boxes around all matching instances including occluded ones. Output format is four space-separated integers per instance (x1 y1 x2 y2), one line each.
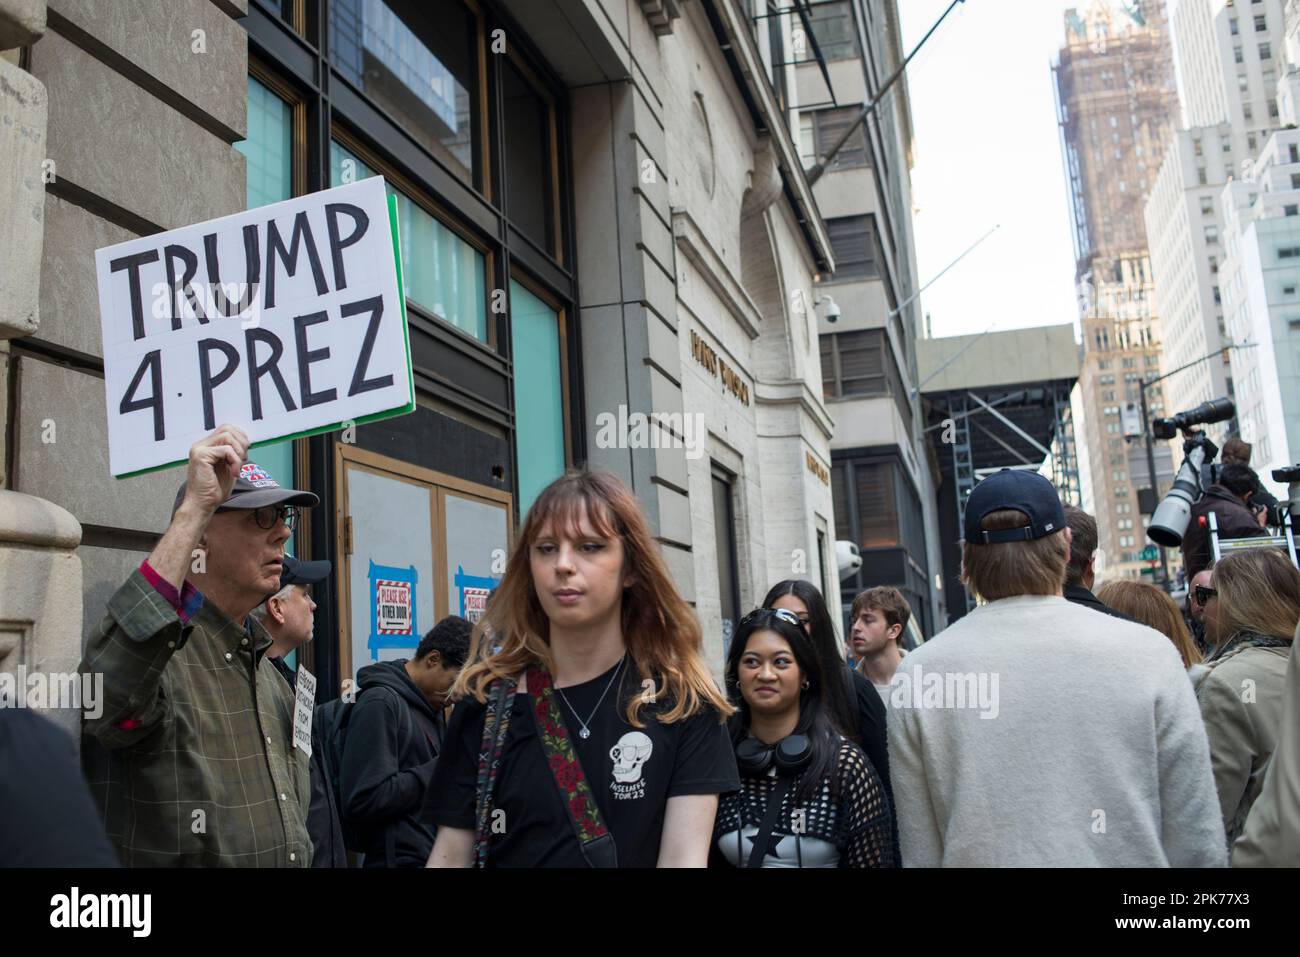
918 326 1081 617
925 384 1081 613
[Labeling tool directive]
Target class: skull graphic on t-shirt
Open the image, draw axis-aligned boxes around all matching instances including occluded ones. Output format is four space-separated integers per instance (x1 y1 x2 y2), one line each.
610 732 653 784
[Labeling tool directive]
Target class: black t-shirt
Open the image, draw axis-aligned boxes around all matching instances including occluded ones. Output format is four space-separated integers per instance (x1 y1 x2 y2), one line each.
849 667 900 863
849 668 890 795
425 660 740 867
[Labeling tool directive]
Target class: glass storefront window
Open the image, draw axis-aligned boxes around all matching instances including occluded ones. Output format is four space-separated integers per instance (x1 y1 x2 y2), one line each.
330 140 487 342
330 0 479 189
510 280 566 517
501 57 553 251
237 77 292 211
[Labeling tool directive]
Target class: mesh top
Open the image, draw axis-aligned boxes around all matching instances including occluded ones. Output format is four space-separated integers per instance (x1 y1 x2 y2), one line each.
713 738 895 868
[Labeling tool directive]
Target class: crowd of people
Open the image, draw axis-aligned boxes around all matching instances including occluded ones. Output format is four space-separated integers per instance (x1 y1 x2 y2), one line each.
2 424 1298 868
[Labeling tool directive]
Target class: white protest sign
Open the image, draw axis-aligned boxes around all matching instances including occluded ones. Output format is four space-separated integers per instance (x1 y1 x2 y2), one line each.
293 665 317 757
95 177 413 477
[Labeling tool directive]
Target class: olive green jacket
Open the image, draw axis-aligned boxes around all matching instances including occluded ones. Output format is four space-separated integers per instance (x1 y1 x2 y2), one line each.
80 569 312 867
1234 632 1300 867
1196 640 1291 856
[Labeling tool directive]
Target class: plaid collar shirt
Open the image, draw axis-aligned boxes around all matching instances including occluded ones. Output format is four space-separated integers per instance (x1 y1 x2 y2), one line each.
80 568 312 867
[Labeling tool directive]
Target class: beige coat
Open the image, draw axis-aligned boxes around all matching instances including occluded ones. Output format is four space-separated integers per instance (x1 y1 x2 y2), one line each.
1196 640 1291 855
1234 629 1300 867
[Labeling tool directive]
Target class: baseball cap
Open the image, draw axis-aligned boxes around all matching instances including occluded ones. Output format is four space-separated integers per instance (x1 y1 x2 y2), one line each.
279 555 331 591
963 469 1066 545
172 462 320 516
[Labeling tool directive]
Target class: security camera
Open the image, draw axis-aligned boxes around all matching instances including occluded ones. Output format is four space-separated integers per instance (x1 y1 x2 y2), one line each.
817 294 842 324
835 540 861 581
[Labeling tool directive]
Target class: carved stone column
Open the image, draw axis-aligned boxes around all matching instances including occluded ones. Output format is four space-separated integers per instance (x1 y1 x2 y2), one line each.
0 0 85 743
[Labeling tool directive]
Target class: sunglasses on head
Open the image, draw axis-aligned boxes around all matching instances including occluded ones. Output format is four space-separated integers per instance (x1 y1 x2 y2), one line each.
1194 585 1217 605
739 607 802 630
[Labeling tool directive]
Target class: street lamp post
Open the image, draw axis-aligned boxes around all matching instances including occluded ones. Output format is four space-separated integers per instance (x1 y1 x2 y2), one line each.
1137 381 1167 584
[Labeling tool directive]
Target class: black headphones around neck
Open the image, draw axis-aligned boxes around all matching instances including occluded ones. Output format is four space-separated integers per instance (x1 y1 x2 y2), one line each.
735 733 812 778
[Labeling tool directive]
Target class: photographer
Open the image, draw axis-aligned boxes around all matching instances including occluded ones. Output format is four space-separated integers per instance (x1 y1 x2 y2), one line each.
1219 435 1281 527
1181 464 1268 580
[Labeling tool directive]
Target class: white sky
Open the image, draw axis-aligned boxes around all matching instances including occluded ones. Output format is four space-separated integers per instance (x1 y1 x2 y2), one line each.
898 0 1095 341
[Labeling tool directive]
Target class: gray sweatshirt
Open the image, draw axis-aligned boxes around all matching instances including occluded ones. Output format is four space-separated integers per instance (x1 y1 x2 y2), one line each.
887 594 1227 867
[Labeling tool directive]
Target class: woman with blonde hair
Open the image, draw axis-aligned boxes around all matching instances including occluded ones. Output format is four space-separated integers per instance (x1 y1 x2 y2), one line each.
425 471 739 867
1196 547 1300 853
1094 579 1203 669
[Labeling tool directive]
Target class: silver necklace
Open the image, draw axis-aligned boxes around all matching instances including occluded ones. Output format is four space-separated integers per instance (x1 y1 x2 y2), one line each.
555 656 626 740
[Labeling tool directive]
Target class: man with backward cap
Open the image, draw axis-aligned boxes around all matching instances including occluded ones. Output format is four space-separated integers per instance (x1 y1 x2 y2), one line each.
80 424 319 866
887 468 1227 867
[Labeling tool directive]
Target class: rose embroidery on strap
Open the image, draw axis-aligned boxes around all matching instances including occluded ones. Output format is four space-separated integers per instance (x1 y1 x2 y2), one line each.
528 665 610 843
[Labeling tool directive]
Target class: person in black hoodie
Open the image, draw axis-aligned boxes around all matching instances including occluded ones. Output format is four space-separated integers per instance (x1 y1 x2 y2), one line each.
340 616 471 868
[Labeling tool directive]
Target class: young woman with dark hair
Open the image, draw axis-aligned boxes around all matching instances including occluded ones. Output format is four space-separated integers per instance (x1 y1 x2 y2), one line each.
712 608 895 868
762 580 894 823
425 471 740 868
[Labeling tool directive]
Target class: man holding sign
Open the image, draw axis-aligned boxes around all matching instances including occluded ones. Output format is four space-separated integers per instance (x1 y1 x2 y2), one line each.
80 425 316 866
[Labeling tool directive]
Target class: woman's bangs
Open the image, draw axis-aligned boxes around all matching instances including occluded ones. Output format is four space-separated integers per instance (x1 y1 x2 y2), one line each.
527 481 620 545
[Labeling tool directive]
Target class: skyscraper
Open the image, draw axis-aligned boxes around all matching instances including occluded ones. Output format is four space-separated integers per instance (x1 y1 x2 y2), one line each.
1217 11 1300 485
1145 0 1289 438
1055 0 1179 580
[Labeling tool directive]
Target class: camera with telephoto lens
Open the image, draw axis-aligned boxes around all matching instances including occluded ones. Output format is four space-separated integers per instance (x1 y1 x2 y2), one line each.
1272 465 1300 516
1147 398 1236 548
1151 398 1236 441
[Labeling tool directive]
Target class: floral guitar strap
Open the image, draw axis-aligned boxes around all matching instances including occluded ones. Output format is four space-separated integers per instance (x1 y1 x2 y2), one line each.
526 665 618 867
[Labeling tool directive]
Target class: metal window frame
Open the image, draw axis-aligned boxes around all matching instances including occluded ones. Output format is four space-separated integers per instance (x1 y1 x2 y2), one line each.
244 0 584 701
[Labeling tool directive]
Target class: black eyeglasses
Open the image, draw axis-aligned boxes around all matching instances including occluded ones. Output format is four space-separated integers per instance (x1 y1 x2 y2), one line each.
222 509 297 530
1194 585 1217 605
739 607 802 630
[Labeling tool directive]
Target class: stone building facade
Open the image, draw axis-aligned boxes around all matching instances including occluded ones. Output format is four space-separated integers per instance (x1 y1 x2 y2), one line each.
790 0 941 638
1 0 840 709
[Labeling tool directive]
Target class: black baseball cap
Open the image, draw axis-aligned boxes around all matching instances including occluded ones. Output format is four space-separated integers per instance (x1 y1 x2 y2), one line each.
279 555 331 591
172 461 320 516
964 469 1066 545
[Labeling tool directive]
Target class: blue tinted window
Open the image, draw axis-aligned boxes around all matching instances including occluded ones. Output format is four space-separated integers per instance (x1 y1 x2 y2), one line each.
330 140 487 342
510 281 565 516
